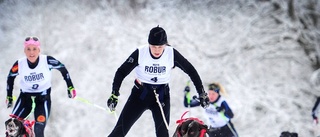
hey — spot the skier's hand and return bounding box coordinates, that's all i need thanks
[199,92,209,108]
[314,117,319,125]
[192,95,198,100]
[67,86,77,99]
[6,96,13,108]
[107,90,119,112]
[184,86,190,92]
[216,106,223,112]
[313,114,318,125]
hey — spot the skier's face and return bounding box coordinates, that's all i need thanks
[149,45,165,58]
[24,45,40,63]
[208,90,219,102]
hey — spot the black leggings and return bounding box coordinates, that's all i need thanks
[207,121,238,137]
[11,89,51,137]
[108,83,170,137]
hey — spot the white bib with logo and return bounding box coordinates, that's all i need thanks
[135,45,174,84]
[18,55,52,93]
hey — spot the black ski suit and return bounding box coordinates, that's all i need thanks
[108,46,205,137]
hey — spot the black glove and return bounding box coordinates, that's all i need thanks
[67,86,77,99]
[192,95,198,100]
[6,96,13,108]
[313,114,318,124]
[216,106,223,112]
[107,90,119,112]
[184,86,190,92]
[314,117,319,125]
[199,92,209,108]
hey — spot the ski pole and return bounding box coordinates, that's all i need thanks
[75,96,106,111]
[153,89,169,130]
[109,108,118,120]
[12,95,17,101]
[75,96,118,119]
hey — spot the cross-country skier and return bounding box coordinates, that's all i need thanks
[107,26,209,137]
[6,36,77,137]
[184,82,238,137]
[312,96,320,124]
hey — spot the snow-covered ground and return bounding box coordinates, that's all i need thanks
[1,0,320,136]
